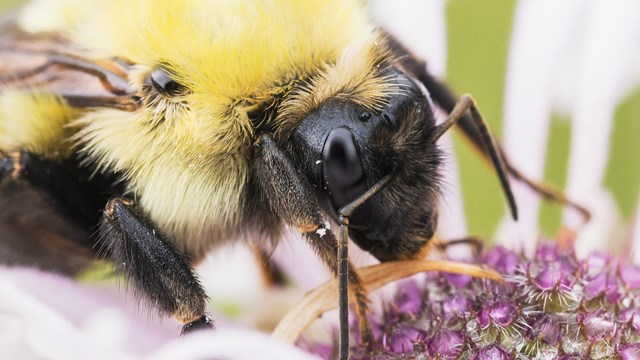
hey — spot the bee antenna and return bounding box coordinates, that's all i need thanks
[335,171,395,359]
[430,94,518,221]
[339,172,395,218]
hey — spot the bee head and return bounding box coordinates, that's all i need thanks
[292,69,443,261]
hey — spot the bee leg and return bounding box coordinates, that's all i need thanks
[386,34,590,222]
[416,64,590,222]
[101,197,212,334]
[435,236,484,257]
[253,134,373,351]
[251,245,287,287]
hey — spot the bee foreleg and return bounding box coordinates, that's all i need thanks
[410,62,590,222]
[0,54,132,96]
[100,197,212,334]
[253,134,372,351]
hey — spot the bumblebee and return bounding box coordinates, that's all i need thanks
[0,0,586,357]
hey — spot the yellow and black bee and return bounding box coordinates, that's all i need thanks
[0,0,586,357]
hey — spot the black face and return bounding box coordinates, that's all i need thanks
[292,69,443,261]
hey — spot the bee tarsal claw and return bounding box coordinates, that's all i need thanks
[181,314,215,335]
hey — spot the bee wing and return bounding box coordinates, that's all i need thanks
[0,17,139,111]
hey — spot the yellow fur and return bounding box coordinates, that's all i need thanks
[9,0,396,256]
[0,92,76,158]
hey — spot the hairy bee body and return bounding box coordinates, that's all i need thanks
[1,0,403,261]
[0,0,525,349]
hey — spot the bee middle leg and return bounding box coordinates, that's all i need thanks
[250,244,287,287]
[100,197,212,334]
[253,134,373,347]
[434,236,484,257]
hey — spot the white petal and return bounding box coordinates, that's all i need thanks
[147,330,321,360]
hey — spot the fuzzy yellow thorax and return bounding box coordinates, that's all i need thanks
[7,0,397,257]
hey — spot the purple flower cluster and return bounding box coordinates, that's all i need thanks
[305,244,640,359]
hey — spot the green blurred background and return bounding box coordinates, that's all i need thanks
[0,0,19,10]
[1,0,638,239]
[445,0,640,238]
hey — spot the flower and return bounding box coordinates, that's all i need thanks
[304,243,640,359]
[0,265,318,360]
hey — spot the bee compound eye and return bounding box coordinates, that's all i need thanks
[149,67,185,96]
